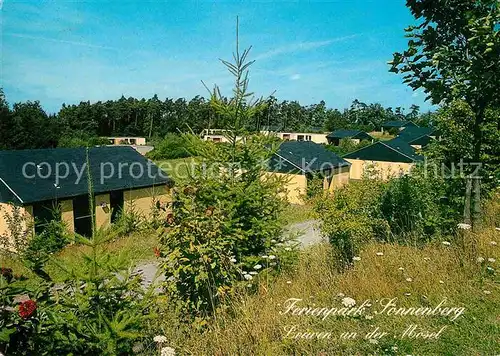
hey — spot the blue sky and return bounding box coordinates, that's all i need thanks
[1,1,435,114]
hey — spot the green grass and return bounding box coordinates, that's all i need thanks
[154,157,200,182]
[370,131,395,141]
[280,203,314,225]
[1,229,157,283]
[161,225,499,355]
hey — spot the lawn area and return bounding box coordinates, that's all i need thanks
[280,203,314,225]
[1,202,310,282]
[154,157,200,182]
[0,229,158,283]
[370,131,395,141]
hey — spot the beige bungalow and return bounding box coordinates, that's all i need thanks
[343,138,424,180]
[0,146,172,250]
[267,141,351,204]
[201,129,244,143]
[263,131,329,144]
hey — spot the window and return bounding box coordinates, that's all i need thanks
[282,134,291,141]
[306,135,312,141]
[130,138,137,145]
[297,135,305,141]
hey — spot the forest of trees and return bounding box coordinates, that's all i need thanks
[0,88,436,150]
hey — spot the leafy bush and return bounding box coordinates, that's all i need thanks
[112,202,145,236]
[147,133,193,160]
[58,134,110,148]
[158,134,292,322]
[325,139,372,156]
[380,172,450,241]
[22,220,70,276]
[1,226,155,355]
[315,179,390,268]
[157,36,295,323]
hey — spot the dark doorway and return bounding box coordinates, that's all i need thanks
[110,190,124,223]
[33,200,60,235]
[73,195,93,237]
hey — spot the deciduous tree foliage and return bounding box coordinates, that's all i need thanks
[390,0,500,163]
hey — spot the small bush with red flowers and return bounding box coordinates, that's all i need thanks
[1,228,158,355]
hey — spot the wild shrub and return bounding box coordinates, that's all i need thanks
[380,174,442,241]
[112,202,145,236]
[315,179,390,269]
[0,204,33,253]
[325,138,372,156]
[22,219,70,278]
[158,24,295,323]
[158,134,291,322]
[147,133,194,160]
[305,172,324,200]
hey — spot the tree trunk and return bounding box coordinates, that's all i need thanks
[471,105,485,225]
[464,177,472,225]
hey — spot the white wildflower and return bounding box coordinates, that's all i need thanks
[404,292,411,296]
[341,297,356,308]
[483,290,491,295]
[262,255,268,259]
[247,283,252,288]
[249,271,258,275]
[488,258,496,263]
[286,280,292,284]
[337,292,345,298]
[457,223,471,230]
[268,255,276,260]
[365,315,373,320]
[398,267,404,271]
[439,280,445,284]
[490,241,497,246]
[486,267,494,272]
[376,252,384,256]
[477,257,485,263]
[271,239,277,243]
[160,346,176,356]
[254,264,262,270]
[244,274,253,281]
[495,227,500,231]
[353,256,361,261]
[270,262,277,266]
[153,335,168,344]
[132,343,144,353]
[406,277,413,282]
[230,258,237,263]
[442,241,451,246]
[368,338,378,344]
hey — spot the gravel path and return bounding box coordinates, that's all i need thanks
[133,219,324,288]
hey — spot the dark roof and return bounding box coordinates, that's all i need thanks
[344,138,424,163]
[268,141,350,174]
[382,120,418,128]
[0,146,171,205]
[408,135,434,146]
[397,126,435,143]
[327,130,372,140]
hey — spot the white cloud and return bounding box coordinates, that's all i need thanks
[289,74,301,81]
[253,34,359,61]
